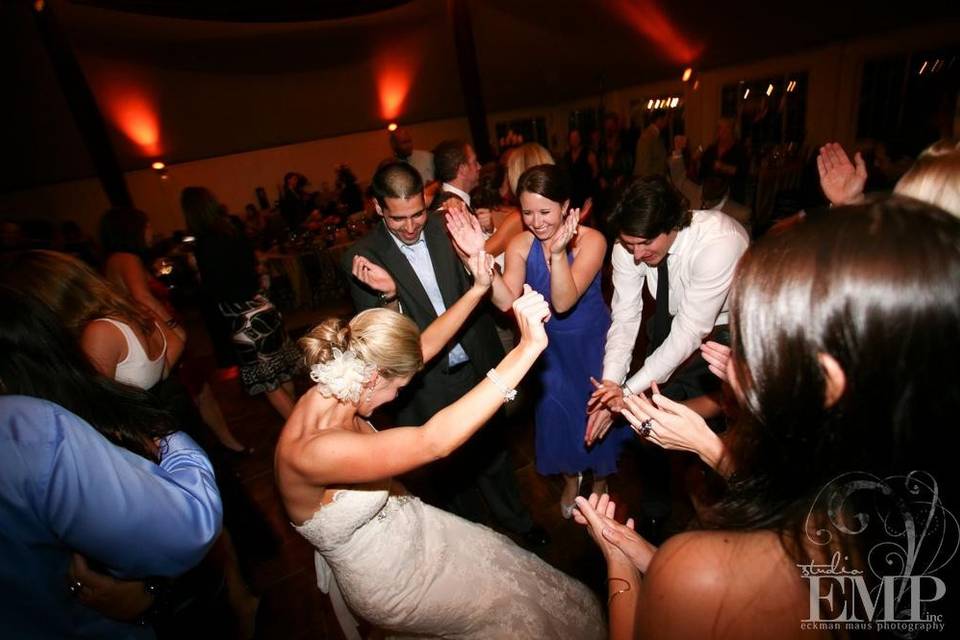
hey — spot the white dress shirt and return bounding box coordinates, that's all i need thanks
[405,149,435,183]
[602,209,749,394]
[441,182,472,207]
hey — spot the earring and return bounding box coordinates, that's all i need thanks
[364,388,374,405]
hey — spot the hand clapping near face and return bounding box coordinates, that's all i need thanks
[444,202,487,258]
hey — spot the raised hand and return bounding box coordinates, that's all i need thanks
[444,202,486,257]
[817,142,867,206]
[548,211,579,256]
[352,255,396,296]
[700,340,731,381]
[572,494,657,573]
[513,284,550,350]
[467,250,495,290]
[621,387,726,472]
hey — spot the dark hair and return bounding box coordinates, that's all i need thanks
[470,163,505,211]
[711,197,959,557]
[0,250,154,338]
[433,140,469,183]
[181,186,235,237]
[99,207,149,256]
[370,161,424,208]
[0,286,175,461]
[609,175,691,238]
[515,164,571,206]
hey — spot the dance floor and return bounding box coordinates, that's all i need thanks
[184,297,693,639]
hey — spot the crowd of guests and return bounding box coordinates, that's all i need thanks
[1,119,958,640]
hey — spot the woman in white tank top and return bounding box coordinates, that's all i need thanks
[88,317,168,390]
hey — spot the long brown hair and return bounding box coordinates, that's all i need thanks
[712,197,960,548]
[0,250,155,338]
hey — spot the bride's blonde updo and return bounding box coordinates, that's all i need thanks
[300,308,423,381]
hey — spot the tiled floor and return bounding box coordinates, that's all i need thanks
[183,297,694,639]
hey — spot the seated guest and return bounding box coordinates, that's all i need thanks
[279,172,312,230]
[0,287,222,639]
[575,197,959,639]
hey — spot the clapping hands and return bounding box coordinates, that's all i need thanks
[572,493,657,573]
[444,201,486,258]
[547,212,579,256]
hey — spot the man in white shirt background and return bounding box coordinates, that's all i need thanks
[429,140,481,212]
[588,175,749,539]
[390,127,435,184]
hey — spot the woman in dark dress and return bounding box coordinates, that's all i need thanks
[181,187,301,418]
[563,129,598,209]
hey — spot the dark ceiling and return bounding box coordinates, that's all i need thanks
[3,0,959,192]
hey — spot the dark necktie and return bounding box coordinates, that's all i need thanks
[650,256,671,351]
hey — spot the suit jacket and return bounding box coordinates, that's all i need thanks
[341,213,505,424]
[633,125,667,177]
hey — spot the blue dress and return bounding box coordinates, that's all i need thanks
[525,238,627,476]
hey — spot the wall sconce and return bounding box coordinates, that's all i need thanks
[151,161,168,180]
[387,122,399,132]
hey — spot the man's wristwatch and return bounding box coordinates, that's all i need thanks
[378,291,398,305]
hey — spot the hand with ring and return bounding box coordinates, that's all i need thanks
[621,383,729,474]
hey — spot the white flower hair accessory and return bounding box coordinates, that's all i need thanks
[309,348,376,403]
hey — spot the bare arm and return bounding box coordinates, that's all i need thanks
[547,223,606,313]
[419,252,494,363]
[290,289,550,485]
[80,321,125,379]
[108,253,186,342]
[483,210,523,257]
[351,253,495,364]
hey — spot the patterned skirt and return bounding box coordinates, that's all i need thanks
[218,293,302,395]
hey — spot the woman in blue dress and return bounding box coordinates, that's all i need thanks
[446,163,627,518]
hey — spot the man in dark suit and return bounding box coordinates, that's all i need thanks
[341,161,546,546]
[429,140,481,212]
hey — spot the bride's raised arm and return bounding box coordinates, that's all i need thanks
[295,287,548,486]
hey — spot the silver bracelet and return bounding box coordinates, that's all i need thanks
[620,383,634,397]
[486,369,517,402]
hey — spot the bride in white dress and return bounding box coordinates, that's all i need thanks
[275,253,604,640]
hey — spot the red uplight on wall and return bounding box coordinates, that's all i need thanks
[106,92,162,156]
[377,64,412,121]
[90,61,163,157]
[606,0,703,65]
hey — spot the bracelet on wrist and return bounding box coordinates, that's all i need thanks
[608,577,633,604]
[378,291,398,305]
[486,369,517,402]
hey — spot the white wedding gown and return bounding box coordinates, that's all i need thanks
[294,483,606,639]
